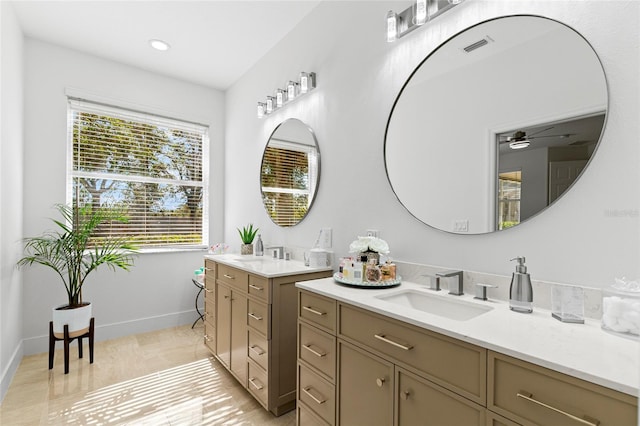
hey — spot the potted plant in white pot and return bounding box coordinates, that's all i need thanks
[237,223,259,255]
[17,204,137,338]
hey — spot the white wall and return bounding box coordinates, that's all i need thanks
[21,39,225,355]
[0,1,24,401]
[225,1,639,288]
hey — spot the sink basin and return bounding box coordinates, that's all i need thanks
[375,290,492,321]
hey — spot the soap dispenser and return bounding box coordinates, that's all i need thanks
[255,234,264,256]
[509,256,533,313]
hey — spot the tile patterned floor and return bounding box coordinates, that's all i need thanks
[0,324,295,425]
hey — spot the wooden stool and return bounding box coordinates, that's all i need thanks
[49,317,95,374]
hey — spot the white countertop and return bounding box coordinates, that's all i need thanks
[296,277,639,396]
[204,253,332,278]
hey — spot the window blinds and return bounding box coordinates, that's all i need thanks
[261,144,311,227]
[68,98,209,249]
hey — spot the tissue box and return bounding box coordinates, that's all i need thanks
[602,279,640,337]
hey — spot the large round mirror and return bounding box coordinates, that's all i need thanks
[261,118,320,227]
[385,15,607,234]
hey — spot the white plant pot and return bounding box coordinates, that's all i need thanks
[52,302,92,338]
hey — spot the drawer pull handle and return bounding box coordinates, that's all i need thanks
[400,390,410,400]
[204,267,214,271]
[374,334,413,351]
[248,313,263,321]
[204,334,212,342]
[249,284,264,291]
[376,378,386,387]
[249,377,264,390]
[516,392,600,426]
[303,306,326,316]
[204,288,213,293]
[223,274,235,280]
[302,344,326,358]
[249,345,265,356]
[303,387,327,405]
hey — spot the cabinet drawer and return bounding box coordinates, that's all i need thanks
[204,259,216,275]
[247,299,269,337]
[248,361,269,407]
[298,322,336,382]
[217,264,248,291]
[248,274,269,302]
[204,298,216,324]
[489,351,637,426]
[248,329,269,371]
[298,363,335,425]
[299,291,336,333]
[397,367,485,426]
[339,303,486,405]
[298,403,330,426]
[486,410,520,426]
[204,323,215,353]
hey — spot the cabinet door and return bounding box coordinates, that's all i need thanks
[396,368,485,426]
[216,283,232,368]
[230,291,248,385]
[338,341,393,426]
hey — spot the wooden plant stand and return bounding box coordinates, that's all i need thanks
[48,317,95,374]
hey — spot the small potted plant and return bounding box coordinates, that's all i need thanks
[237,223,259,255]
[17,204,137,338]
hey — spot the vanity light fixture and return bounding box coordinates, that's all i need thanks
[509,140,531,150]
[256,72,316,118]
[386,0,464,42]
[266,96,276,114]
[257,102,266,118]
[149,39,171,51]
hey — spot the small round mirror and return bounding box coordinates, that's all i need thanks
[260,118,320,227]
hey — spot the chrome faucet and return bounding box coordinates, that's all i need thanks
[267,246,284,259]
[436,270,464,295]
[421,274,441,291]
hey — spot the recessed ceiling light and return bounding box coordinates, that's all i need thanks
[149,39,171,51]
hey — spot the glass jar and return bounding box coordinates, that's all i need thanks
[601,279,640,337]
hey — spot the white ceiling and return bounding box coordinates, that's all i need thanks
[10,0,321,90]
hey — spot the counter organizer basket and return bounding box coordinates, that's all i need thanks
[333,272,401,289]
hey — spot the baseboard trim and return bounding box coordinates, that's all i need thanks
[0,341,24,403]
[22,310,199,356]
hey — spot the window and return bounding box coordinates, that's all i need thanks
[67,98,209,250]
[497,170,521,230]
[260,139,317,227]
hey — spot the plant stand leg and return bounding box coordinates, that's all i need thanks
[78,335,83,359]
[89,318,94,364]
[63,325,70,375]
[48,322,55,370]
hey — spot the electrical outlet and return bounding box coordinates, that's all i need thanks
[366,229,379,238]
[320,228,332,248]
[453,220,469,232]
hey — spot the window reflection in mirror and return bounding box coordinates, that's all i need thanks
[261,119,319,227]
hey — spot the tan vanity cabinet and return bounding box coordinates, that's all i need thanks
[297,290,486,426]
[203,259,216,353]
[297,288,638,426]
[339,303,487,406]
[206,260,331,417]
[488,351,637,426]
[215,281,248,385]
[338,340,394,425]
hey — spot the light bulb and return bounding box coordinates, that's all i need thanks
[266,96,275,114]
[287,81,298,100]
[415,0,427,25]
[276,89,286,107]
[257,102,265,118]
[386,10,398,42]
[300,72,309,94]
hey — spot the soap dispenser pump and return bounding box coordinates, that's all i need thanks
[509,256,533,313]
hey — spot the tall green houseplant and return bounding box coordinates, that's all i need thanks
[17,204,138,308]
